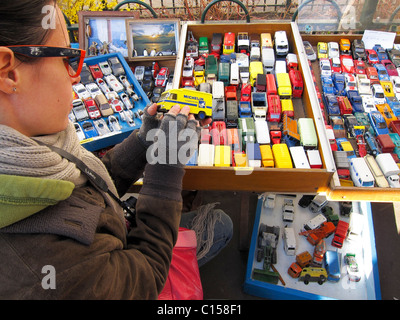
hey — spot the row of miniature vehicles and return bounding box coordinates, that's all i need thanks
[70,56,143,141]
[304,40,400,187]
[183,116,323,168]
[255,194,360,286]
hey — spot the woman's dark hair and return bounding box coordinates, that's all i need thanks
[0,0,57,50]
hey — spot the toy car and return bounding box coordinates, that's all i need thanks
[134,65,145,82]
[323,93,340,116]
[353,59,366,74]
[317,42,328,59]
[104,74,124,92]
[89,64,104,79]
[369,110,389,135]
[73,83,91,100]
[332,72,345,95]
[85,82,102,98]
[388,48,400,68]
[73,122,86,141]
[319,58,332,78]
[352,39,366,60]
[373,44,388,61]
[324,250,341,282]
[155,67,169,87]
[81,120,98,139]
[366,67,380,85]
[72,99,89,122]
[330,57,341,74]
[84,98,101,119]
[375,63,390,81]
[93,118,111,136]
[339,38,351,55]
[98,61,112,76]
[299,267,327,285]
[381,59,398,77]
[79,63,94,85]
[96,78,111,95]
[344,253,361,282]
[303,41,316,61]
[321,76,334,95]
[366,49,379,64]
[340,55,355,73]
[328,42,339,59]
[107,115,122,132]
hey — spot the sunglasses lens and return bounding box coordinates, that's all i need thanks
[68,56,80,74]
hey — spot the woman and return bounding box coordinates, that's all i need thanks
[0,0,232,299]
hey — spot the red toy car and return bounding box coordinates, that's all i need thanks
[366,67,380,85]
[89,64,104,79]
[353,59,366,74]
[340,55,355,73]
[366,49,379,64]
[356,134,367,157]
[381,59,399,77]
[155,67,169,87]
[240,83,252,102]
[211,121,227,145]
[84,98,101,119]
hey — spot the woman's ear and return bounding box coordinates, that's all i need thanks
[0,48,18,94]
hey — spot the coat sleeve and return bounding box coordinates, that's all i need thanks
[101,130,148,196]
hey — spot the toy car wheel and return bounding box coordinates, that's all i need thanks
[198,111,206,120]
[303,275,310,285]
[318,275,326,285]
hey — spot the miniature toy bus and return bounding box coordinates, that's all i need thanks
[158,88,213,119]
[298,118,318,149]
[272,143,293,168]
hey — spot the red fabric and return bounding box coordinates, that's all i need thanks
[158,228,203,300]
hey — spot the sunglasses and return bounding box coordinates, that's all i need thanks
[6,45,86,78]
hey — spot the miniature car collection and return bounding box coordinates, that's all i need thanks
[172,30,324,169]
[310,37,400,188]
[250,193,367,297]
[71,53,146,148]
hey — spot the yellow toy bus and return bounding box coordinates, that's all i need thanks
[158,88,213,119]
[272,143,293,168]
[276,73,292,98]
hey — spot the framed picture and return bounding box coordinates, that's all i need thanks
[78,11,139,58]
[125,19,180,60]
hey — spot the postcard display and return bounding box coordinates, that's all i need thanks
[74,52,150,152]
[243,195,381,299]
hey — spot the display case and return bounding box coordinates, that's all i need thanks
[243,196,381,300]
[75,52,150,152]
[174,21,337,194]
[299,33,400,201]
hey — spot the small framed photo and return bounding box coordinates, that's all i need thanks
[78,11,139,58]
[125,19,180,60]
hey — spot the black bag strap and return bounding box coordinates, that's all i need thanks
[33,140,136,219]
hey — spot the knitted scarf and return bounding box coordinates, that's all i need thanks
[0,122,121,216]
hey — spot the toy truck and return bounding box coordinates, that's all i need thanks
[205,54,218,82]
[212,81,225,121]
[290,146,310,169]
[226,100,238,128]
[299,221,336,245]
[237,32,250,54]
[309,194,328,213]
[331,220,349,248]
[260,144,274,167]
[251,92,267,120]
[158,88,212,119]
[262,47,275,73]
[282,198,295,222]
[282,114,300,146]
[246,142,262,167]
[375,153,400,187]
[267,94,282,122]
[283,227,296,255]
[364,154,389,187]
[238,101,252,118]
[298,118,318,149]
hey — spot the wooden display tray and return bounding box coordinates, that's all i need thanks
[301,33,400,201]
[174,21,336,195]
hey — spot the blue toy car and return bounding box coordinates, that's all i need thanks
[332,73,345,96]
[321,76,335,95]
[324,250,341,282]
[373,44,389,61]
[386,96,400,117]
[375,63,390,81]
[323,93,340,116]
[81,120,99,139]
[364,131,379,156]
[347,91,363,113]
[368,111,389,135]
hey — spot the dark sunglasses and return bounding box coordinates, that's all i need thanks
[6,45,86,78]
